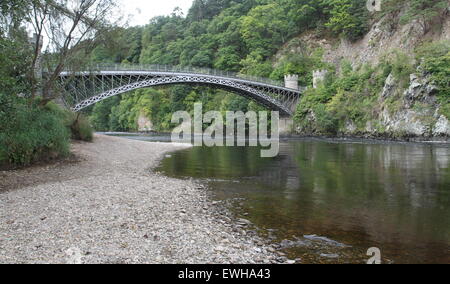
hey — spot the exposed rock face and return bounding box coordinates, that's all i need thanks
[377,73,447,137]
[345,120,357,134]
[298,71,449,138]
[137,112,153,132]
[380,108,432,137]
[275,5,450,69]
[434,115,450,136]
[381,73,396,99]
[279,5,450,139]
[403,74,438,108]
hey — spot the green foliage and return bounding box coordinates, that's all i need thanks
[67,113,94,142]
[381,50,415,87]
[0,34,31,95]
[416,40,450,118]
[90,96,122,131]
[294,83,337,134]
[271,48,329,86]
[293,43,449,136]
[187,0,236,22]
[239,50,273,77]
[44,102,94,142]
[313,104,339,134]
[88,0,374,133]
[294,59,391,135]
[322,0,369,41]
[0,95,70,168]
[240,3,293,57]
[416,41,450,98]
[399,0,448,25]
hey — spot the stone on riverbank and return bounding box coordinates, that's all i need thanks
[0,135,278,264]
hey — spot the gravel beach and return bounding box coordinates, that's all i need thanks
[0,134,279,264]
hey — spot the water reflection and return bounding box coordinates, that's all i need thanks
[157,139,450,263]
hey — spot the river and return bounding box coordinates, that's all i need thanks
[110,133,450,264]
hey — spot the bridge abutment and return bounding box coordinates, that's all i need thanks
[279,117,294,135]
[281,74,300,134]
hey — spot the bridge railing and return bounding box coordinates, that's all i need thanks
[61,64,288,88]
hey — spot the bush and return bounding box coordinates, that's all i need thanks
[417,41,450,96]
[0,96,94,168]
[415,41,450,118]
[67,113,94,142]
[313,104,339,134]
[45,101,94,142]
[294,59,391,135]
[381,50,415,87]
[294,84,338,134]
[0,94,70,168]
[324,0,369,42]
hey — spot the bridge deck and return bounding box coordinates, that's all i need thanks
[57,65,303,117]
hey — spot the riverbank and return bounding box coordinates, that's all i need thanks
[0,135,279,264]
[99,131,450,145]
[282,134,450,146]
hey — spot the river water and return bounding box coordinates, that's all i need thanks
[113,134,450,264]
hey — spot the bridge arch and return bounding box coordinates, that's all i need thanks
[59,67,302,117]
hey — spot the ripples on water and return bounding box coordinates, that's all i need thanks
[112,134,450,263]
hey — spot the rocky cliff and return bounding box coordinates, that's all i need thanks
[278,3,450,139]
[369,73,448,137]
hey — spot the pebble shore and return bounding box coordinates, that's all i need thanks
[0,135,280,264]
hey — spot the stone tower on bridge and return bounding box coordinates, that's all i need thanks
[280,74,300,134]
[284,74,299,91]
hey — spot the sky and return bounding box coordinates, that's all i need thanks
[118,0,194,26]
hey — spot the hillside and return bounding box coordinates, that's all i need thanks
[275,1,450,138]
[86,0,450,138]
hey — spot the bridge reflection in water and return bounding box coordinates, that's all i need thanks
[157,139,450,264]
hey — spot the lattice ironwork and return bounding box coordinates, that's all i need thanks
[57,66,303,117]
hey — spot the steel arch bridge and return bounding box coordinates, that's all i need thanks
[58,65,302,117]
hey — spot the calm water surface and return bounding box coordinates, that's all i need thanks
[121,134,450,263]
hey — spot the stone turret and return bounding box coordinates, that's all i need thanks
[313,70,328,89]
[366,0,382,12]
[284,74,299,90]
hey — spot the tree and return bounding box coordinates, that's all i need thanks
[27,0,119,104]
[240,3,293,57]
[0,1,32,95]
[0,0,30,36]
[187,0,235,22]
[400,0,449,32]
[214,46,242,71]
[322,0,369,41]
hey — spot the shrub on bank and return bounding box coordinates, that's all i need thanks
[416,40,450,119]
[0,95,95,169]
[66,112,94,142]
[0,94,70,168]
[44,101,94,142]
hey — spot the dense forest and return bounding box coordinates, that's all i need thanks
[86,0,449,134]
[88,0,372,131]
